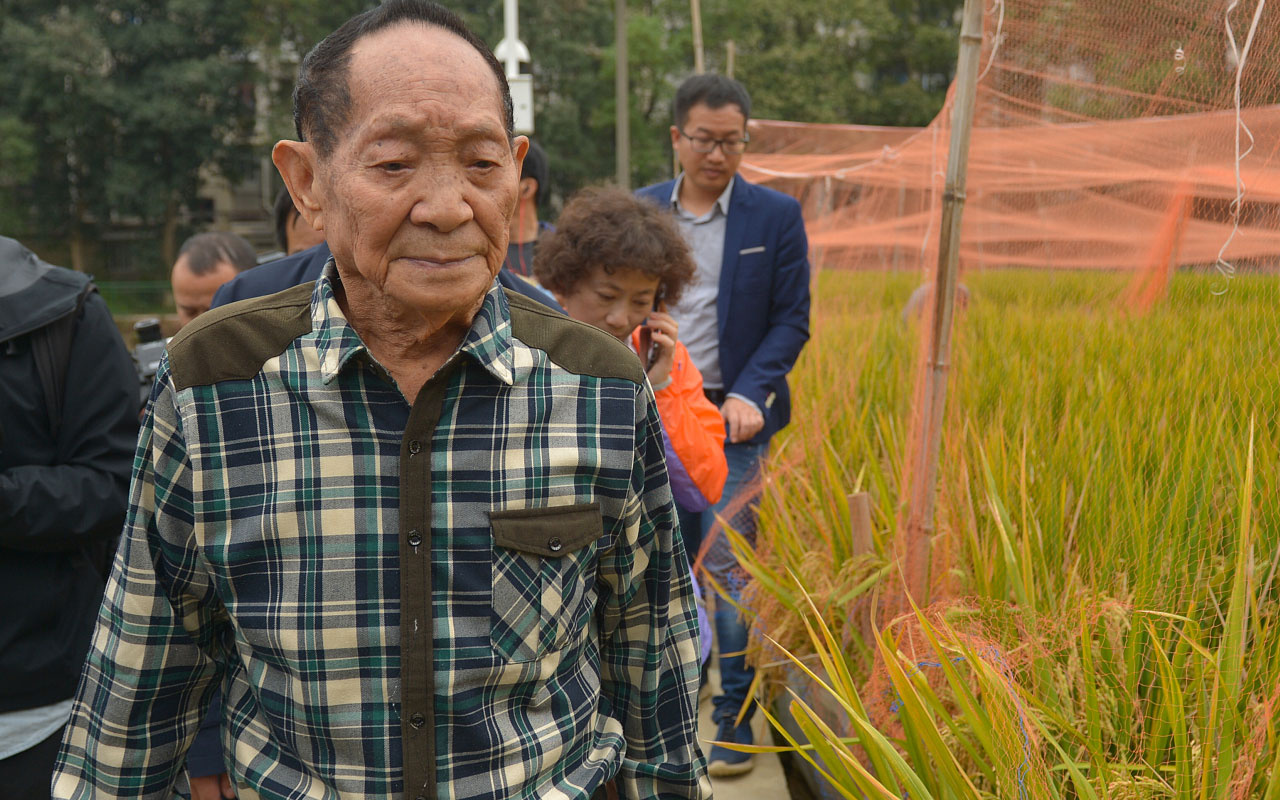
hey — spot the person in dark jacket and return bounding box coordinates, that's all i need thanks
[0,236,137,800]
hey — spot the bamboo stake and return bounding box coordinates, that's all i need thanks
[902,0,984,606]
[690,0,705,74]
[615,0,630,189]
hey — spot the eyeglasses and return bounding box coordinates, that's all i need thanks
[678,130,750,155]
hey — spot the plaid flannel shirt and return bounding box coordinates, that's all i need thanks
[52,266,710,800]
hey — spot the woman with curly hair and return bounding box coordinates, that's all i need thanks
[535,186,727,553]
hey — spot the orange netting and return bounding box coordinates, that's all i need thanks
[740,1,1280,276]
[702,2,1280,797]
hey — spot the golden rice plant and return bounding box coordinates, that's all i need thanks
[723,269,1280,798]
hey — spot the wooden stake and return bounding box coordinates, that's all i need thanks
[849,492,873,555]
[690,0,705,74]
[849,492,877,645]
[902,0,984,607]
[615,0,630,189]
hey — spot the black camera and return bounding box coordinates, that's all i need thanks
[132,318,168,407]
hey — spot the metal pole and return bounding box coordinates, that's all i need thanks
[615,0,630,189]
[502,0,521,75]
[902,0,984,606]
[725,39,735,78]
[690,0,705,73]
[495,0,534,133]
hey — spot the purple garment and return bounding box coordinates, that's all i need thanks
[661,426,712,513]
[659,427,713,665]
[690,572,713,666]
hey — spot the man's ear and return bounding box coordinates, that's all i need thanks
[519,177,537,201]
[670,125,681,149]
[273,140,325,232]
[511,135,530,173]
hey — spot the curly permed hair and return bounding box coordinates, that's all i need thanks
[534,186,696,305]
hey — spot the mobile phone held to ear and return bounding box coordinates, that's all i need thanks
[641,286,666,370]
[637,325,652,368]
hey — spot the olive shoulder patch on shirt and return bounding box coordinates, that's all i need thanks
[167,283,314,391]
[506,291,646,385]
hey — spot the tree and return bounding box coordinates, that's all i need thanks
[0,0,967,272]
[0,1,261,273]
[452,0,963,211]
[242,0,370,144]
[452,0,695,208]
[702,0,962,127]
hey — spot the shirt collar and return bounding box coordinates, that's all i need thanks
[311,258,515,388]
[670,173,736,219]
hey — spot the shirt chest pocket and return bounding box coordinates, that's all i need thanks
[489,502,601,663]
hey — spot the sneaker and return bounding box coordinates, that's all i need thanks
[706,717,754,777]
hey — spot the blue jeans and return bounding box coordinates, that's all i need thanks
[679,440,767,725]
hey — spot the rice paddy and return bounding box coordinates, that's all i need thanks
[731,269,1280,799]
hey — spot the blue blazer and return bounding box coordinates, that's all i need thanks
[636,177,811,444]
[211,242,563,313]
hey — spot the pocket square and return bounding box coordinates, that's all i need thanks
[739,245,766,255]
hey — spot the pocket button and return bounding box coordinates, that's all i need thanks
[548,536,563,553]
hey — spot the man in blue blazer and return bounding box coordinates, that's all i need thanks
[637,74,810,776]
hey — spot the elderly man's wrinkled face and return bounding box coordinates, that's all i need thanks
[308,24,525,322]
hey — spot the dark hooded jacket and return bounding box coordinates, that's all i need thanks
[0,236,137,712]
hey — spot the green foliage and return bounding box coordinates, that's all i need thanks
[704,0,961,127]
[451,0,695,204]
[241,0,371,143]
[0,1,261,267]
[452,0,962,209]
[0,113,37,231]
[0,0,965,268]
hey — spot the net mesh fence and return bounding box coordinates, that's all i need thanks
[698,1,1280,796]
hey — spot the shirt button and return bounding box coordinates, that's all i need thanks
[408,440,421,455]
[548,537,563,552]
[410,712,426,728]
[407,530,422,547]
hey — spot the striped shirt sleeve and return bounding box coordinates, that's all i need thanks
[53,361,228,799]
[596,385,711,800]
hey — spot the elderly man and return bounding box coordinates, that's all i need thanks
[51,3,709,800]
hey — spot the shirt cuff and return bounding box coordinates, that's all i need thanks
[725,392,761,415]
[651,375,674,393]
